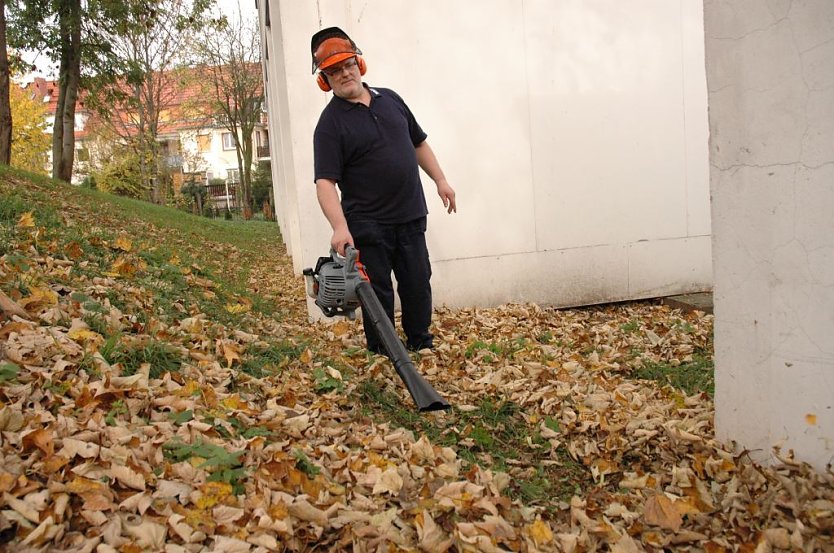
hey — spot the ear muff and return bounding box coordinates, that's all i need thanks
[316,56,367,92]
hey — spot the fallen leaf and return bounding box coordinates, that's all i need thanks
[643,493,683,532]
[17,211,35,228]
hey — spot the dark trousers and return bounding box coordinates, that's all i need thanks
[348,217,434,353]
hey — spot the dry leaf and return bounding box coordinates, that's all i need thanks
[17,211,35,228]
[643,493,683,532]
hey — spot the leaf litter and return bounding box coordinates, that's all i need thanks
[0,171,832,552]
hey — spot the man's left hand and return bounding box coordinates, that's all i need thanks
[436,180,457,214]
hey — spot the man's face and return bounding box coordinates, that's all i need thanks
[321,57,363,100]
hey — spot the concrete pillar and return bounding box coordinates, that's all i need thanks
[705,0,834,470]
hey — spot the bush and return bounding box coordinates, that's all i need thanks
[93,152,145,198]
[252,161,272,208]
[80,175,97,189]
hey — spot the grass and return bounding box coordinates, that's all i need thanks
[241,341,304,378]
[356,381,590,510]
[99,334,184,379]
[0,164,281,321]
[631,354,715,397]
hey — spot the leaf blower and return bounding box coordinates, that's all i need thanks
[303,246,451,412]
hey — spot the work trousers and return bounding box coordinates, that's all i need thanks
[348,216,434,353]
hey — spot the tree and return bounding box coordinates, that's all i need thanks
[190,12,263,218]
[9,83,50,172]
[7,0,97,181]
[0,0,12,164]
[85,0,211,203]
[6,0,157,183]
[8,0,84,181]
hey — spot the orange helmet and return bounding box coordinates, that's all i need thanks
[311,27,362,74]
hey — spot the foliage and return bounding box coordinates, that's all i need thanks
[92,148,145,198]
[82,0,213,203]
[163,438,246,493]
[9,83,50,173]
[252,160,272,208]
[5,0,130,180]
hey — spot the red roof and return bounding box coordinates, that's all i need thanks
[22,65,264,142]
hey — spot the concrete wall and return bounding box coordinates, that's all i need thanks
[258,1,711,312]
[705,0,834,471]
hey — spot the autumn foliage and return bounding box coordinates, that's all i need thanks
[0,167,832,551]
[9,84,50,174]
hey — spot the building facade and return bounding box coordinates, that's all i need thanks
[257,1,712,315]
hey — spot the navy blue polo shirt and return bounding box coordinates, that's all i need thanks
[314,85,429,224]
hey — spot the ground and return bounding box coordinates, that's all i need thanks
[0,166,832,552]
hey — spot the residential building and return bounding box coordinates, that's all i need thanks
[22,71,269,208]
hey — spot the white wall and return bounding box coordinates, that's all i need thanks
[705,0,834,471]
[259,1,711,311]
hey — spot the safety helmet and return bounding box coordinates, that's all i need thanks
[311,27,363,74]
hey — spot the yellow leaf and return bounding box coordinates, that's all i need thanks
[66,476,107,496]
[225,303,250,314]
[527,519,554,546]
[169,253,181,265]
[222,394,248,411]
[331,320,350,336]
[195,481,233,510]
[114,236,133,252]
[806,413,817,425]
[18,287,58,310]
[107,256,140,277]
[68,328,101,343]
[17,212,35,228]
[299,349,313,365]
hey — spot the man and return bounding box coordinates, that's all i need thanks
[311,27,456,354]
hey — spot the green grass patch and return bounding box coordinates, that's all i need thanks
[162,438,247,494]
[241,341,304,378]
[620,319,640,333]
[631,354,714,397]
[100,335,184,379]
[0,362,20,383]
[464,337,529,361]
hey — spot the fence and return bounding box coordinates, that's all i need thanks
[205,182,238,210]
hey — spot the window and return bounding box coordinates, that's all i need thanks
[222,132,236,150]
[197,134,211,152]
[227,169,240,184]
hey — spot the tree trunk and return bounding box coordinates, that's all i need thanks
[52,0,82,182]
[237,133,254,217]
[0,0,13,165]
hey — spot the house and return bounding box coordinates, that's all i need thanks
[24,70,269,208]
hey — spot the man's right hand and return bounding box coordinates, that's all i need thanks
[331,226,354,256]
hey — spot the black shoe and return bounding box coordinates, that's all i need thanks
[407,341,434,352]
[367,344,386,356]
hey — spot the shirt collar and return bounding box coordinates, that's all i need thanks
[334,84,383,110]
